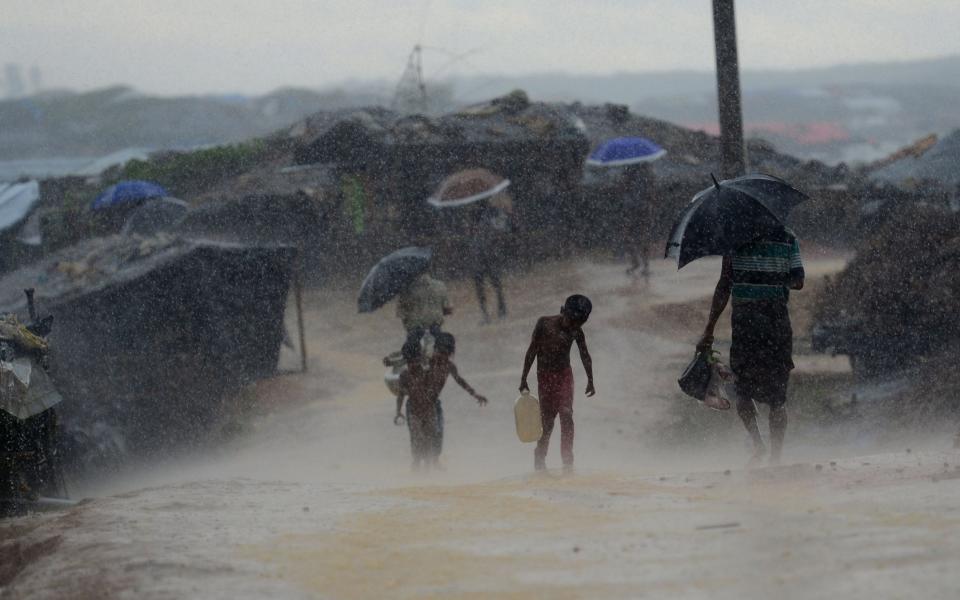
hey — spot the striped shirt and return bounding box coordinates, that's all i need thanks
[731,229,804,304]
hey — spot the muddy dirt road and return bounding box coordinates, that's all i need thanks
[3,251,960,599]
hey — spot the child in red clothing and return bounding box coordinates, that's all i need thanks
[394,342,437,471]
[519,295,595,471]
[395,336,487,471]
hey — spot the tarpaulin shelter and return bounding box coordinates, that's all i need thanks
[868,130,960,190]
[0,234,296,462]
[121,197,189,236]
[0,181,40,234]
[289,91,590,264]
[0,181,42,273]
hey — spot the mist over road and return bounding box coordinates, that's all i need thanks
[3,254,959,599]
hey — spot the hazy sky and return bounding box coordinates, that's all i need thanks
[3,0,958,95]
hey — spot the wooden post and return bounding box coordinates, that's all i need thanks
[713,0,747,178]
[294,248,308,373]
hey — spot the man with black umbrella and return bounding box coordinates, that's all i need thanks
[697,225,804,466]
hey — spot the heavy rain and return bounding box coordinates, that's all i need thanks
[2,1,960,598]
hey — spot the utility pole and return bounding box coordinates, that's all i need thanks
[712,0,747,178]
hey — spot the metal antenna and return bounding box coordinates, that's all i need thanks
[392,45,429,114]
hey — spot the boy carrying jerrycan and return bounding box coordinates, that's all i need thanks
[518,295,595,472]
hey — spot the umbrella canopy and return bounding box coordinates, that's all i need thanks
[91,180,168,211]
[427,169,510,208]
[0,357,62,420]
[358,246,432,313]
[586,137,666,167]
[121,197,189,236]
[665,173,808,269]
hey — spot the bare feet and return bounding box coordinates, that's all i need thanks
[746,446,767,468]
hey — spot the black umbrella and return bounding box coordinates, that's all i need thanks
[665,173,808,269]
[358,246,432,313]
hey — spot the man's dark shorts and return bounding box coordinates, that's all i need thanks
[730,302,793,409]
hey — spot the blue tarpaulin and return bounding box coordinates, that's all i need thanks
[91,180,168,211]
[586,137,666,167]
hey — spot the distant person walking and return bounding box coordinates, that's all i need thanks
[619,163,658,278]
[396,272,452,346]
[519,295,595,471]
[698,226,804,465]
[468,204,509,324]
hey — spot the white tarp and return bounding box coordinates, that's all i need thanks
[0,356,63,420]
[0,180,40,232]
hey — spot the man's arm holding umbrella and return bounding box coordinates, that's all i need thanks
[788,235,805,290]
[394,373,408,425]
[698,256,733,352]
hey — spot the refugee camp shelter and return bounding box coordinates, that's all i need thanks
[869,130,960,196]
[0,181,41,272]
[0,234,296,464]
[289,91,591,261]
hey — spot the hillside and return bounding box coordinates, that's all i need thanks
[0,86,380,160]
[2,55,958,166]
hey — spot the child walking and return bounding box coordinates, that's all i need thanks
[519,295,595,471]
[395,334,487,470]
[394,342,436,471]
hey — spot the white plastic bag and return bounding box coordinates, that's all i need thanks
[702,360,736,411]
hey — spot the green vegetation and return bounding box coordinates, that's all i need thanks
[39,185,119,251]
[27,140,271,258]
[118,140,268,196]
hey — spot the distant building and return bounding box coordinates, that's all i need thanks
[4,63,24,98]
[29,65,42,94]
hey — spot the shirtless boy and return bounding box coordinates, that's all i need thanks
[394,341,436,471]
[519,295,595,471]
[424,333,488,465]
[395,335,487,470]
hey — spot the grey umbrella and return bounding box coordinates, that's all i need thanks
[357,247,432,313]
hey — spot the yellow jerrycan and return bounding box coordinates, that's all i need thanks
[514,391,543,443]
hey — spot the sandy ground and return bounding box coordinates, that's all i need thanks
[3,250,960,599]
